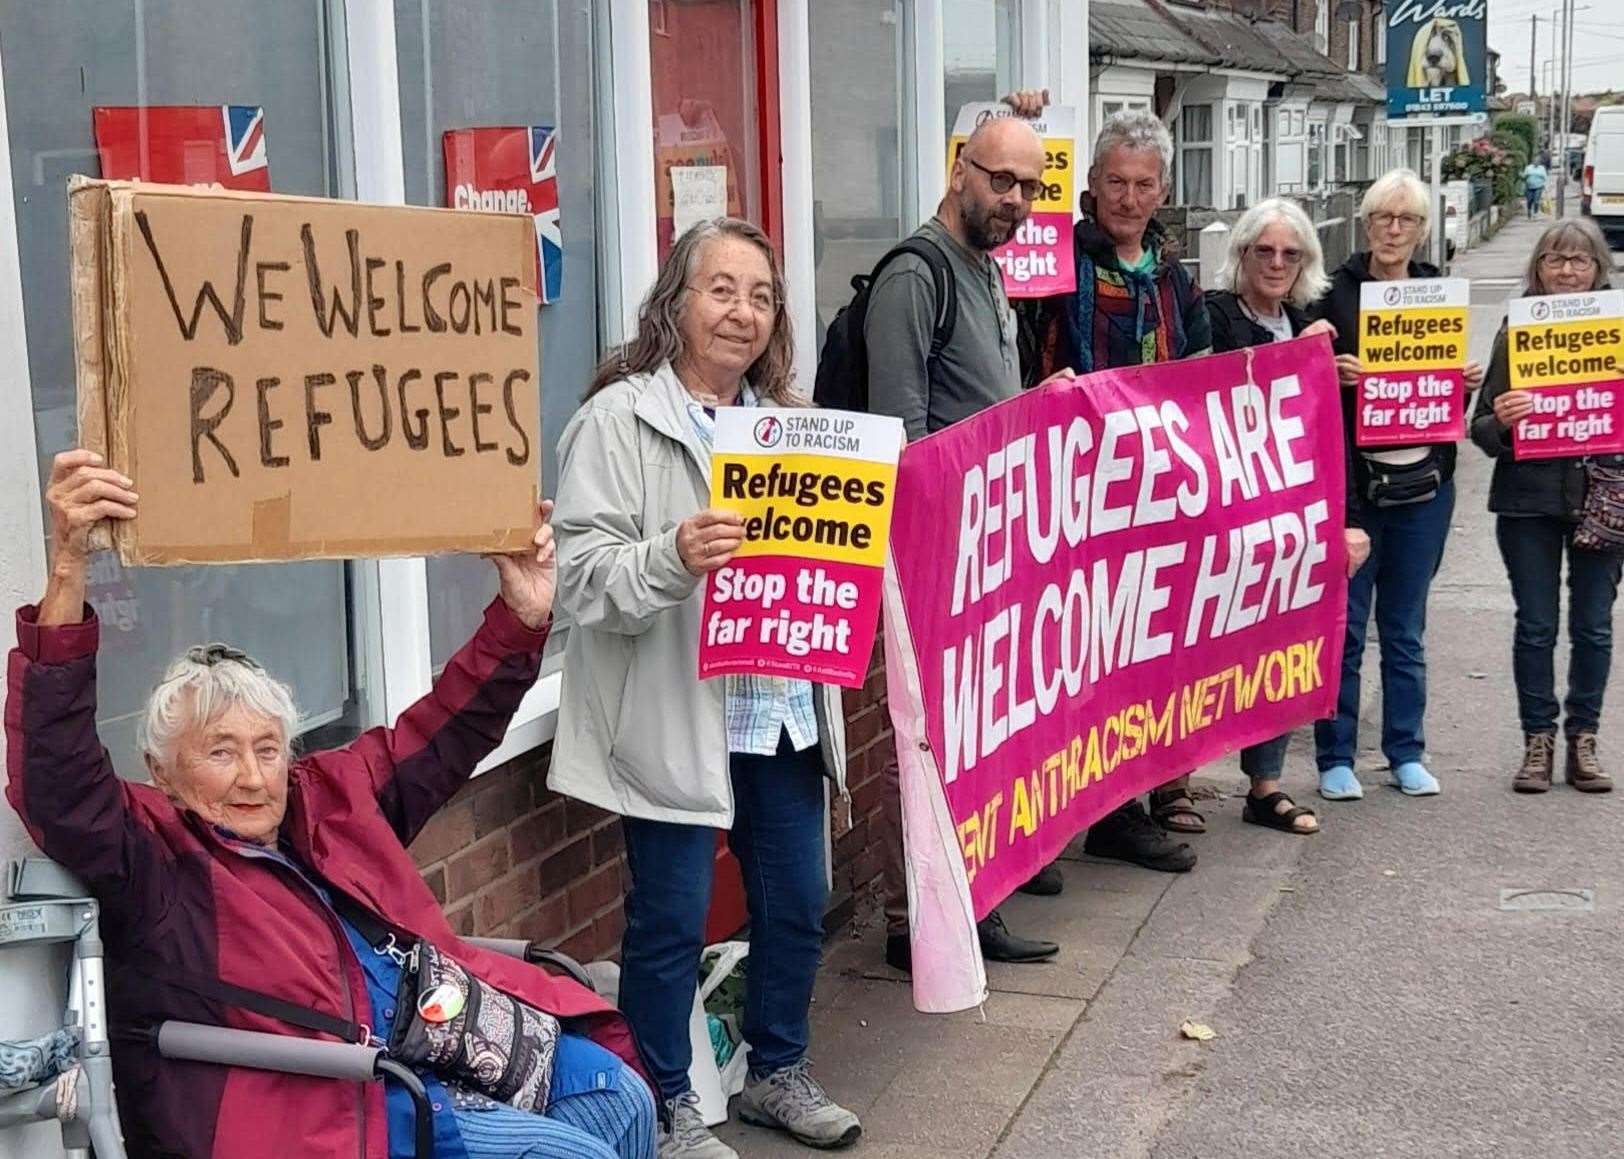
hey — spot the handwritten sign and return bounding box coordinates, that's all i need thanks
[1356,278,1469,446]
[699,408,903,687]
[948,104,1077,298]
[69,178,541,565]
[1507,290,1624,459]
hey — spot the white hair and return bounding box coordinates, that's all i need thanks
[1360,168,1431,225]
[1089,109,1174,187]
[139,646,298,767]
[1216,198,1331,308]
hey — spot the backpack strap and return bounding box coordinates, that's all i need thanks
[883,236,958,363]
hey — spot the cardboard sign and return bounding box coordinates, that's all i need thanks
[699,408,903,687]
[948,103,1077,298]
[884,338,1346,1012]
[443,126,564,304]
[1355,278,1469,446]
[68,179,541,565]
[1507,290,1624,459]
[94,105,271,190]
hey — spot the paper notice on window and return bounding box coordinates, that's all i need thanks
[671,165,729,239]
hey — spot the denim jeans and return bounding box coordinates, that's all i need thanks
[1240,734,1291,782]
[1495,514,1623,735]
[618,732,829,1102]
[1525,185,1542,215]
[1316,479,1455,770]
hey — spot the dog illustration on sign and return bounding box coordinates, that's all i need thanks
[1407,17,1470,88]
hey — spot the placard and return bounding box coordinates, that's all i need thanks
[948,103,1077,298]
[1355,278,1469,446]
[885,337,1346,1012]
[699,408,903,688]
[93,105,270,190]
[1507,290,1624,459]
[443,126,564,304]
[69,179,541,565]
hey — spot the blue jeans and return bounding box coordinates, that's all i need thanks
[1495,515,1623,735]
[1526,185,1543,214]
[618,733,829,1102]
[1316,479,1455,770]
[452,1069,656,1159]
[1241,734,1291,783]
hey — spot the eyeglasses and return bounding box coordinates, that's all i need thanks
[1368,211,1424,233]
[184,642,262,670]
[686,282,779,316]
[1248,245,1303,267]
[1538,252,1599,272]
[966,158,1044,201]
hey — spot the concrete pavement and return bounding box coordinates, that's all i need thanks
[719,209,1623,1159]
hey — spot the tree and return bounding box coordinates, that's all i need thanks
[1494,114,1538,163]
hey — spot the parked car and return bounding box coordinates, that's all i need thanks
[1582,106,1624,250]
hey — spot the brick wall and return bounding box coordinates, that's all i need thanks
[411,647,898,960]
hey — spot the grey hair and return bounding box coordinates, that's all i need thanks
[1524,218,1616,295]
[586,216,796,402]
[139,647,297,768]
[1089,109,1173,187]
[1216,198,1331,308]
[1360,168,1431,225]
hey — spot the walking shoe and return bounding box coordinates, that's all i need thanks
[1082,801,1197,872]
[977,908,1059,963]
[1566,732,1614,793]
[1513,732,1556,793]
[1317,765,1364,800]
[884,932,911,973]
[1390,762,1440,796]
[1017,861,1064,896]
[736,1060,861,1150]
[660,1090,738,1159]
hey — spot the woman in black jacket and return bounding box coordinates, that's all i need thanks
[1308,170,1484,802]
[1184,198,1369,836]
[1470,217,1620,794]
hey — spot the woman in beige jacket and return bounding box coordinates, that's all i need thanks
[549,218,855,1159]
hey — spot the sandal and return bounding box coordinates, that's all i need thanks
[1243,791,1319,835]
[1149,789,1207,834]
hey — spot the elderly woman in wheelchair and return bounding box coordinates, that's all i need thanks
[3,450,655,1159]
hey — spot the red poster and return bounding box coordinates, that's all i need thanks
[443,127,563,305]
[93,105,270,189]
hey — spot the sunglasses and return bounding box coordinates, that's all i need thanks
[966,158,1043,201]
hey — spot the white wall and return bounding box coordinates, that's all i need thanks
[0,53,69,1159]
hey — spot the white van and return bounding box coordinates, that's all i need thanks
[1583,105,1624,249]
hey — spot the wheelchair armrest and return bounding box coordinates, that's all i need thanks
[156,1022,380,1082]
[461,938,595,992]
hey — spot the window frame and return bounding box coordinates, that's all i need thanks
[1178,102,1215,207]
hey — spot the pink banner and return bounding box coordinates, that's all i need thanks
[1511,381,1624,459]
[884,337,1348,1011]
[1354,369,1467,445]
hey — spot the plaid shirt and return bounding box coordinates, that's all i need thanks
[685,384,820,757]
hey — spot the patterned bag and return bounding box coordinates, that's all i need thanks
[1574,461,1624,554]
[388,940,560,1112]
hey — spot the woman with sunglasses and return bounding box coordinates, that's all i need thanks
[1308,169,1484,803]
[7,453,655,1159]
[1470,217,1620,794]
[1204,198,1371,833]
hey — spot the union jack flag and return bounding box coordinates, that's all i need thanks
[442,125,563,306]
[93,104,271,191]
[529,127,563,305]
[222,105,267,178]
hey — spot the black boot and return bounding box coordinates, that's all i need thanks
[1017,861,1064,896]
[977,908,1059,963]
[884,933,911,973]
[1083,800,1197,872]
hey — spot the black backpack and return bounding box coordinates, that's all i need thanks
[813,237,957,412]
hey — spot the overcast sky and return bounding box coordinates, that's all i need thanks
[1488,0,1624,96]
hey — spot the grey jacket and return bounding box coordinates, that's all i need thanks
[547,362,848,827]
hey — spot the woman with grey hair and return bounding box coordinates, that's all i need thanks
[1470,217,1620,793]
[1309,169,1484,802]
[8,452,656,1158]
[1198,198,1371,834]
[548,218,859,1158]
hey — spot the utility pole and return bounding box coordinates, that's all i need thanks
[1557,0,1576,215]
[1529,13,1538,108]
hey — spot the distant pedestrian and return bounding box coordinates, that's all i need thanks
[1205,198,1371,833]
[1309,169,1485,801]
[1469,217,1620,795]
[1522,160,1548,217]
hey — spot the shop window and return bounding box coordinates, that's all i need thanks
[393,1,599,669]
[1179,104,1214,207]
[0,0,365,771]
[810,1,905,346]
[943,0,1021,142]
